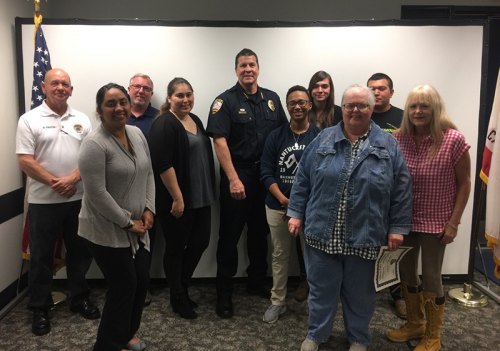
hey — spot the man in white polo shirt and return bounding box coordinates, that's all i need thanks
[16,68,100,336]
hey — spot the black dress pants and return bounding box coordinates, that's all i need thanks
[216,166,269,295]
[28,201,92,309]
[85,239,150,351]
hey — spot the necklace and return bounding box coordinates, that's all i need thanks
[291,127,304,148]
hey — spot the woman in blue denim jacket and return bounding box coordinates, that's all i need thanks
[287,85,412,351]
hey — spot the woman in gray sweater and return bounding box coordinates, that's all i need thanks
[78,83,155,351]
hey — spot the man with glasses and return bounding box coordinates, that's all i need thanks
[207,48,287,319]
[367,72,406,319]
[16,68,100,336]
[127,73,159,137]
[127,73,159,307]
[260,85,319,324]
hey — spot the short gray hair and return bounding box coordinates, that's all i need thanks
[129,73,154,90]
[341,84,375,107]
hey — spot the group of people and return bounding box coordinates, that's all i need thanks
[15,47,471,351]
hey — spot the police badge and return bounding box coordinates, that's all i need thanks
[268,100,276,112]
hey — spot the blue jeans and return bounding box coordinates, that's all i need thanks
[305,245,375,345]
[28,201,92,309]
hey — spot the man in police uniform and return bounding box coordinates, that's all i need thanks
[207,48,288,319]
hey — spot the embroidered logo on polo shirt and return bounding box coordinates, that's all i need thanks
[211,98,223,114]
[73,124,84,134]
[238,109,247,115]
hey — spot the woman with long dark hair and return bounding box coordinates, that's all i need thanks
[79,83,154,351]
[148,77,216,319]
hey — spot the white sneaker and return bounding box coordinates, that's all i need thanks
[349,342,367,351]
[301,338,319,351]
[262,304,286,323]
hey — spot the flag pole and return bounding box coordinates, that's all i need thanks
[33,0,43,40]
[448,183,489,307]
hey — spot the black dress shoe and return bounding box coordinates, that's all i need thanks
[70,297,101,320]
[184,291,198,309]
[215,295,233,319]
[171,294,198,319]
[144,290,152,307]
[32,309,50,336]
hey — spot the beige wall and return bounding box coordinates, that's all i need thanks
[2,0,498,304]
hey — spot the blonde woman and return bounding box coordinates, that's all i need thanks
[387,85,471,351]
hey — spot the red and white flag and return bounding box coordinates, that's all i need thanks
[480,69,500,279]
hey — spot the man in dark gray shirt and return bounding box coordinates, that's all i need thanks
[367,72,406,320]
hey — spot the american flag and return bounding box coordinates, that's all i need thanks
[30,25,52,109]
[22,25,53,261]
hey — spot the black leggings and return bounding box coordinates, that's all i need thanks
[159,206,211,295]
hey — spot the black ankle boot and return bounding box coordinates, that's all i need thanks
[184,291,198,309]
[171,293,197,319]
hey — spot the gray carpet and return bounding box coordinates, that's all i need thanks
[0,279,499,351]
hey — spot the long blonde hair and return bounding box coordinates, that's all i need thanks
[399,85,457,157]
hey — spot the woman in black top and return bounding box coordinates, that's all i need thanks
[148,77,216,319]
[307,70,342,129]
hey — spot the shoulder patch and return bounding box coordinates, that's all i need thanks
[211,98,224,115]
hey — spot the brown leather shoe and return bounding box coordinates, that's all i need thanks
[294,278,309,302]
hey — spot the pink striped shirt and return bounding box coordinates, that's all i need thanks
[396,129,470,234]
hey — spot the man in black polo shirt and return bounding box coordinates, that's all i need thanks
[207,48,288,319]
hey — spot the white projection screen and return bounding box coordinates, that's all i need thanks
[19,21,483,278]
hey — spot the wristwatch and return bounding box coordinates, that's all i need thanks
[123,219,134,230]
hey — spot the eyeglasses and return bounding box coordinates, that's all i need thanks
[286,100,310,108]
[130,84,153,93]
[342,103,370,112]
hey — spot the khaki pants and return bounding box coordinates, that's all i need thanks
[266,206,305,305]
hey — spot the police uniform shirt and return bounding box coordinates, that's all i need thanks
[207,83,288,165]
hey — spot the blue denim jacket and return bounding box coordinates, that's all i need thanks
[287,121,412,247]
